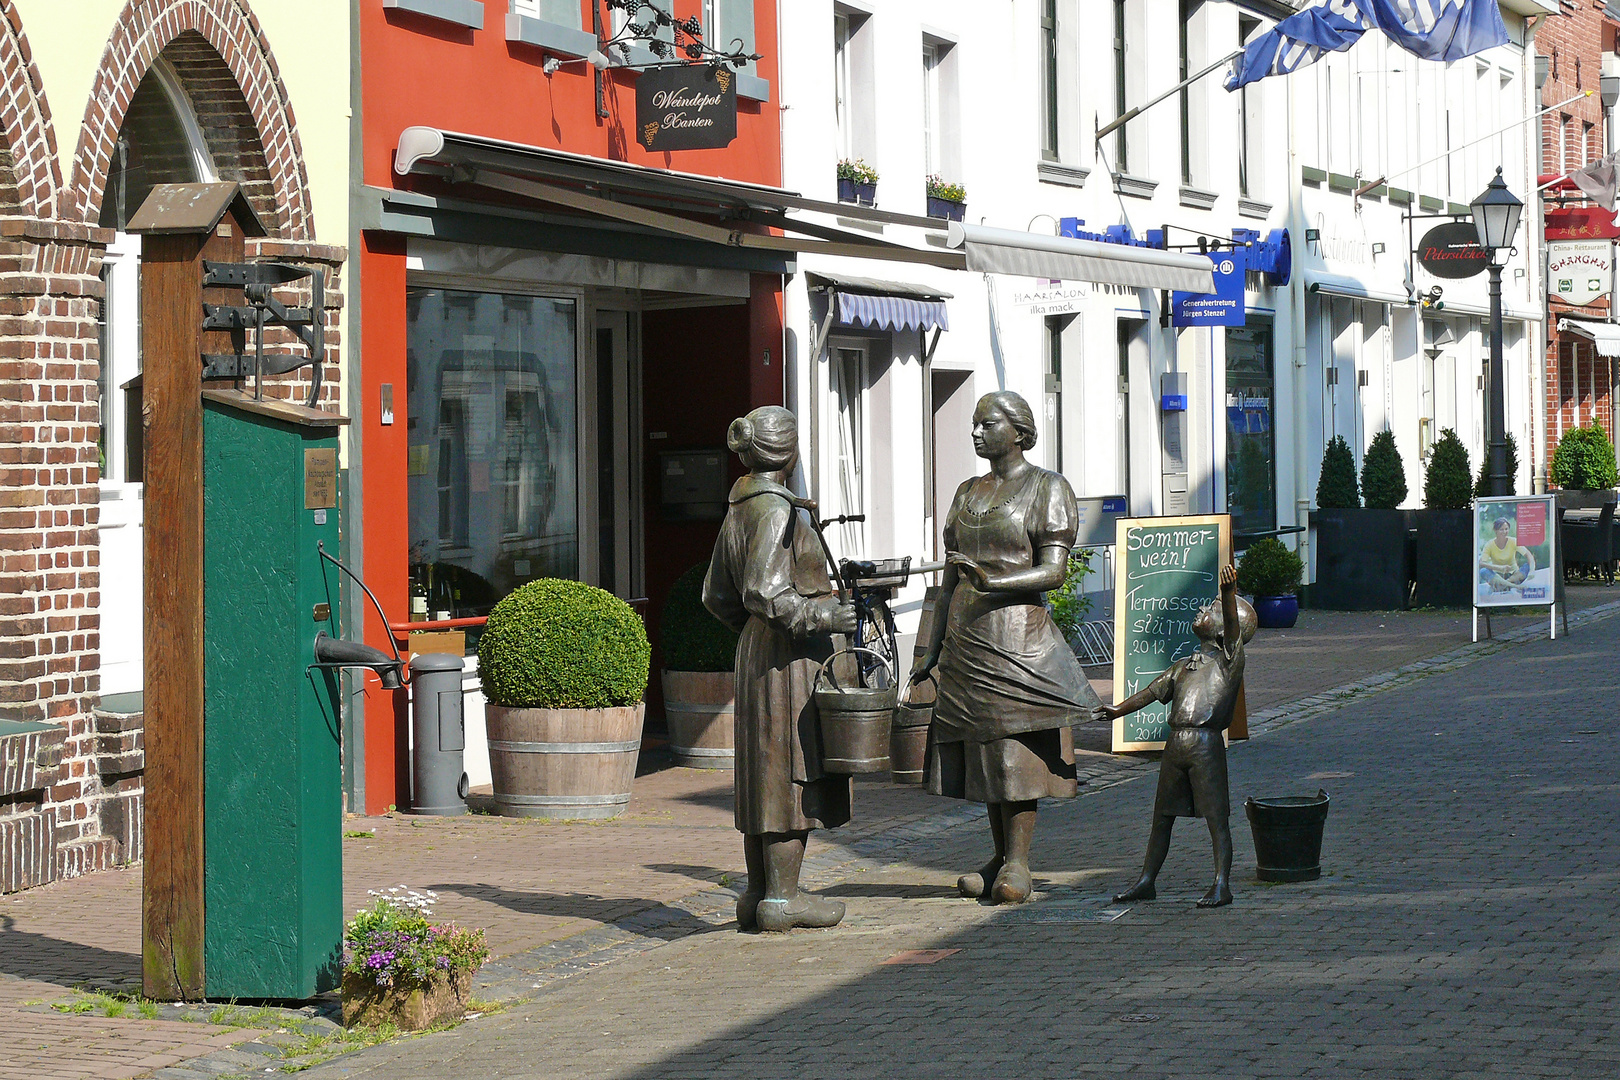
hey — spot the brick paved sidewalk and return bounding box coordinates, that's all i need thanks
[2,583,1615,1079]
[304,587,1620,1080]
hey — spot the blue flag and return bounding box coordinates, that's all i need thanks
[1225,0,1509,91]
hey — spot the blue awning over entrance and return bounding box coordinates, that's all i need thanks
[808,272,951,333]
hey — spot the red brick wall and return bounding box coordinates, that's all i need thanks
[1538,8,1619,473]
[0,0,339,890]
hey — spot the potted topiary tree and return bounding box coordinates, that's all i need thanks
[659,560,740,769]
[1236,537,1304,629]
[1550,424,1618,581]
[479,579,650,820]
[1411,428,1474,608]
[1473,433,1521,497]
[837,158,878,206]
[1313,431,1412,611]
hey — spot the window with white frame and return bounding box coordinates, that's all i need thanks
[1238,16,1261,197]
[834,7,874,165]
[705,0,755,72]
[828,344,867,555]
[924,40,943,174]
[1113,0,1129,172]
[1042,0,1059,160]
[922,35,960,184]
[512,0,580,28]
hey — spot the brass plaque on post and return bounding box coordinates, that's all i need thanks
[304,448,338,509]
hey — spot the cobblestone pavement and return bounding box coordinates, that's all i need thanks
[303,592,1620,1080]
[1,585,1615,1078]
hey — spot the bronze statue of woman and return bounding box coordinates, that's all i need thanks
[703,406,859,932]
[912,391,1101,903]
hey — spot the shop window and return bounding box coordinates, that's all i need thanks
[407,288,578,618]
[1225,320,1275,538]
[828,344,867,555]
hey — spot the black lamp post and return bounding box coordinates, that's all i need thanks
[1470,167,1524,497]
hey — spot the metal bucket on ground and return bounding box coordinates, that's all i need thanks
[1244,789,1331,881]
[813,647,895,774]
[889,673,934,785]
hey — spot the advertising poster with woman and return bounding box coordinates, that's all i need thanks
[1474,495,1557,608]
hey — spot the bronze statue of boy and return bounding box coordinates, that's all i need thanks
[1094,563,1256,908]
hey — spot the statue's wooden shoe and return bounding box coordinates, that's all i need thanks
[735,889,764,930]
[957,857,1004,899]
[990,863,1032,904]
[755,893,846,932]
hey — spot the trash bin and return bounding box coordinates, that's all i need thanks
[410,653,469,816]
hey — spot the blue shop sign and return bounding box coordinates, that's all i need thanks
[1172,250,1246,327]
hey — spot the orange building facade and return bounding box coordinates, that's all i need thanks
[355,0,788,813]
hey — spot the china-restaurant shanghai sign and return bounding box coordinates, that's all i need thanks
[1547,241,1612,306]
[635,65,737,151]
[1416,222,1489,280]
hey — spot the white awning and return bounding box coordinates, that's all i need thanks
[946,222,1215,294]
[1303,270,1410,306]
[1559,317,1620,357]
[391,128,1218,293]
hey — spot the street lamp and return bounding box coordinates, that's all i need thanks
[1470,167,1524,497]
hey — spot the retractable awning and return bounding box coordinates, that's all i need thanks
[1303,270,1411,306]
[945,222,1215,294]
[389,127,1216,293]
[1559,317,1620,357]
[806,272,950,332]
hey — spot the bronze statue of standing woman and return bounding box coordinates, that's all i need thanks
[704,406,858,932]
[912,391,1102,903]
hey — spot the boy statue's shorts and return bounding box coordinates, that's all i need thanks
[1153,727,1230,819]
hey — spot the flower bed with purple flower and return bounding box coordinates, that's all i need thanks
[342,888,489,991]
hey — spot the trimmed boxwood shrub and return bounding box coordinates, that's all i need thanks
[1423,428,1473,510]
[1316,435,1360,509]
[1551,423,1619,491]
[1472,433,1520,497]
[1236,537,1304,598]
[660,561,738,673]
[1361,429,1408,510]
[479,579,650,709]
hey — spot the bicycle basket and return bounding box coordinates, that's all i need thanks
[838,556,912,590]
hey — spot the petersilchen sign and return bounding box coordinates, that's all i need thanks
[1417,222,1489,280]
[635,65,737,152]
[1547,240,1612,306]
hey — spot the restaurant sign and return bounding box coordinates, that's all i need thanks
[1548,241,1611,306]
[635,65,737,151]
[1416,222,1489,280]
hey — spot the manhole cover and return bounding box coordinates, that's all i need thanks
[1118,1013,1160,1023]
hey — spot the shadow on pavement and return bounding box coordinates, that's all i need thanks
[0,915,139,990]
[429,882,717,940]
[640,862,730,885]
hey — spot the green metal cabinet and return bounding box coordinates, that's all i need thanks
[201,391,346,998]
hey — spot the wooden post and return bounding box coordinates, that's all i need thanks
[133,184,254,1001]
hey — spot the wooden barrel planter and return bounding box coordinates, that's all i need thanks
[660,670,735,769]
[485,702,645,820]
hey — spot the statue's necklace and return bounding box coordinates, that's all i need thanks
[962,471,1030,518]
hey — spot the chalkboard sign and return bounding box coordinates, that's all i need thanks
[1112,515,1232,751]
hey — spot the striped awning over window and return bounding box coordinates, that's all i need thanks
[808,272,951,333]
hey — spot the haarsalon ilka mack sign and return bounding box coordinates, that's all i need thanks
[636,65,737,151]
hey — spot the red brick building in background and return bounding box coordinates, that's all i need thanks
[1537,2,1620,475]
[0,0,340,893]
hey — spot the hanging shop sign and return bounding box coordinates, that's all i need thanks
[1416,222,1489,280]
[1171,249,1246,326]
[1545,206,1620,241]
[635,65,737,151]
[1547,241,1612,306]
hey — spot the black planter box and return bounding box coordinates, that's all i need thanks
[1310,508,1412,610]
[1411,508,1473,609]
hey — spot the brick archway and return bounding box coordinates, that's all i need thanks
[0,2,62,220]
[69,0,314,239]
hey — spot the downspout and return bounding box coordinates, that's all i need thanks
[343,0,366,814]
[1288,67,1311,580]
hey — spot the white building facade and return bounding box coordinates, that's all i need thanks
[776,0,1550,621]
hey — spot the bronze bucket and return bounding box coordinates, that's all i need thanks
[813,647,896,774]
[889,673,934,785]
